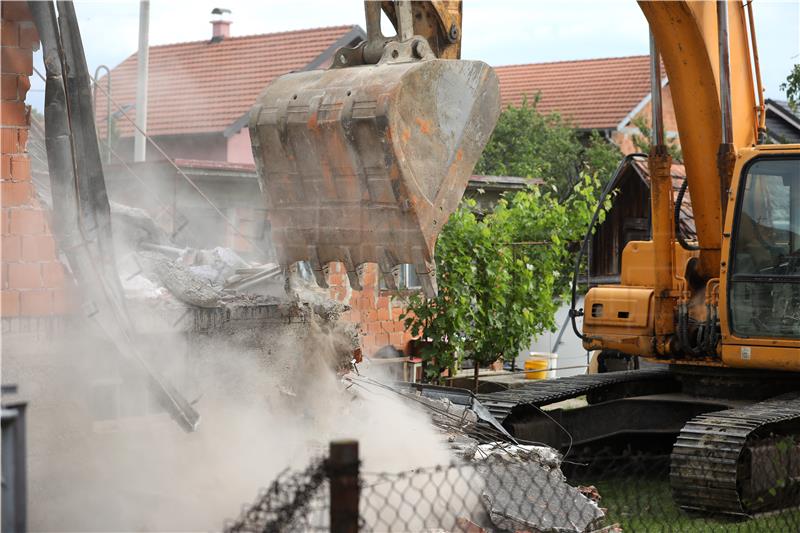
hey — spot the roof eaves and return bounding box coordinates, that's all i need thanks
[301,25,365,71]
[223,25,366,138]
[224,111,252,139]
[766,98,800,132]
[615,76,668,131]
[614,154,649,190]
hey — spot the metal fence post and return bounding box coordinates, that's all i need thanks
[329,439,360,533]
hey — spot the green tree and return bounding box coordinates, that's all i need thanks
[780,64,800,113]
[631,115,683,162]
[401,174,609,390]
[474,95,620,193]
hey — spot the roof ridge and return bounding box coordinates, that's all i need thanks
[493,54,649,70]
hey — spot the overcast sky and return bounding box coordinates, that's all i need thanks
[29,0,800,112]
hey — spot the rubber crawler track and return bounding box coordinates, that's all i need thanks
[476,367,672,424]
[670,393,800,515]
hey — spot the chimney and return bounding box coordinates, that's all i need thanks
[211,20,230,40]
[210,7,232,42]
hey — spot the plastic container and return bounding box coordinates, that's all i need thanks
[524,358,548,380]
[529,351,558,379]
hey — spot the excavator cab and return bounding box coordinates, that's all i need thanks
[727,153,800,340]
[249,1,500,296]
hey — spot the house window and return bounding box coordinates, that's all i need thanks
[380,264,422,291]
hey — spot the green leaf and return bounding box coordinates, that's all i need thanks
[404,100,610,379]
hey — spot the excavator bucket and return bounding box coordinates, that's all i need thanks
[249,58,500,296]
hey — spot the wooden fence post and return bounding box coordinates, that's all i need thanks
[329,439,360,533]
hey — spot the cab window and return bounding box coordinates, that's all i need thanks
[729,158,800,339]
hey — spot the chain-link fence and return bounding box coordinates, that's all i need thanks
[224,441,800,532]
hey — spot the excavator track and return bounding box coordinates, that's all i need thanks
[670,393,800,516]
[477,367,674,424]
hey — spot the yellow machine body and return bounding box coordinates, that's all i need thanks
[584,2,800,370]
[585,143,800,369]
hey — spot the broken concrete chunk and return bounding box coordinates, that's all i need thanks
[477,457,604,533]
[466,445,603,533]
[472,443,562,470]
[110,201,171,246]
[147,253,225,308]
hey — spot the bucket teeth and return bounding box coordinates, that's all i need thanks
[308,248,328,288]
[415,262,437,298]
[340,249,362,291]
[378,249,399,291]
[250,57,500,299]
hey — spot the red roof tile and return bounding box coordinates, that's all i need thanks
[494,55,653,130]
[96,25,361,137]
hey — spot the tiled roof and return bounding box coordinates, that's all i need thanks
[494,55,654,130]
[95,25,363,137]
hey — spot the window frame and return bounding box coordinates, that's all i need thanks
[727,155,800,339]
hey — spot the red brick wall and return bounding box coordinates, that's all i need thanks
[1,2,72,318]
[324,262,415,356]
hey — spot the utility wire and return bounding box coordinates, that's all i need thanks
[34,65,270,257]
[32,66,200,244]
[343,373,564,450]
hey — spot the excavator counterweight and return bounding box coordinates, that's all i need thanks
[249,3,500,296]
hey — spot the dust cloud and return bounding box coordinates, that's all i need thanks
[14,307,451,532]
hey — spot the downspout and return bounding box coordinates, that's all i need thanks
[647,30,676,351]
[716,0,736,225]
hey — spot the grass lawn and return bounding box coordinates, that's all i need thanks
[594,478,800,532]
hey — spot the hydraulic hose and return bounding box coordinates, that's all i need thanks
[569,153,647,342]
[675,179,700,251]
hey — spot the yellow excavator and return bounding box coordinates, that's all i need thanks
[581,1,800,515]
[249,0,800,515]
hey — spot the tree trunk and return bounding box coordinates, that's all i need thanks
[473,361,479,393]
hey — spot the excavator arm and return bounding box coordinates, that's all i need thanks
[380,0,463,59]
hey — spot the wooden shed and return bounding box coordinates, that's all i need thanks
[589,156,695,284]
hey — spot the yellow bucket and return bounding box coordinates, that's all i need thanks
[524,358,548,380]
